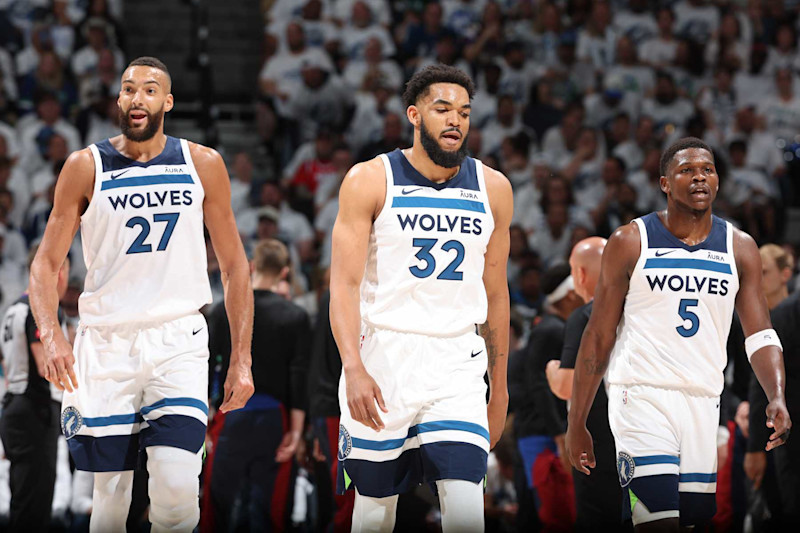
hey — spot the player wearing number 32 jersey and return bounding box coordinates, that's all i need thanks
[28,57,254,533]
[330,65,513,532]
[566,137,791,532]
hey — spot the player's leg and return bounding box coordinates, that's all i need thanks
[608,385,682,532]
[417,331,492,532]
[90,471,134,532]
[436,479,484,532]
[146,446,202,532]
[139,314,210,532]
[337,326,420,527]
[351,489,399,532]
[677,394,720,529]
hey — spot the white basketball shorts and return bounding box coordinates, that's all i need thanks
[337,324,490,498]
[608,384,720,527]
[61,313,209,472]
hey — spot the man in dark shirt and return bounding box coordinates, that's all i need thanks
[512,263,583,530]
[546,237,629,531]
[207,239,311,532]
[0,246,69,531]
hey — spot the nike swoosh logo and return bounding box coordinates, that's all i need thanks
[110,169,131,180]
[471,350,483,358]
[401,187,422,195]
[192,328,203,335]
[655,250,676,257]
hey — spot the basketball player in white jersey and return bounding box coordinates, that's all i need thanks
[330,65,512,532]
[28,57,255,532]
[566,137,791,532]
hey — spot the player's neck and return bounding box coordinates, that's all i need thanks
[659,205,713,246]
[114,132,168,163]
[252,273,281,291]
[403,147,460,184]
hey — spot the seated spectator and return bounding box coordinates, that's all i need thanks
[640,7,679,69]
[482,95,531,157]
[705,11,749,72]
[557,126,605,196]
[602,35,655,108]
[15,22,53,78]
[523,80,564,143]
[613,0,657,45]
[229,151,259,214]
[507,224,532,289]
[697,67,738,140]
[0,223,25,322]
[498,40,542,107]
[764,23,798,75]
[757,68,800,144]
[628,146,667,214]
[18,50,78,118]
[528,2,563,68]
[400,2,450,64]
[356,112,409,163]
[442,0,484,43]
[540,102,584,169]
[30,133,67,200]
[340,1,395,62]
[529,199,586,266]
[471,62,502,129]
[576,0,616,71]
[0,189,26,267]
[641,71,695,137]
[342,37,403,93]
[266,0,338,53]
[79,94,119,145]
[725,106,785,180]
[70,17,125,89]
[315,145,352,268]
[673,0,720,43]
[284,128,336,195]
[51,0,76,61]
[725,139,778,243]
[499,131,534,189]
[545,30,595,99]
[18,92,80,175]
[331,0,391,28]
[734,43,771,109]
[77,47,121,110]
[0,156,28,229]
[345,82,405,154]
[415,33,471,78]
[510,265,543,322]
[0,40,17,104]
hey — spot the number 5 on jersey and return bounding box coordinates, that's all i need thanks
[126,213,180,254]
[676,298,699,337]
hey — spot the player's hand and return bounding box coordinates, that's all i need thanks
[275,431,301,463]
[345,365,387,431]
[566,424,595,475]
[219,359,254,413]
[765,397,791,451]
[487,393,508,449]
[735,401,750,438]
[43,337,78,392]
[744,451,767,489]
[554,433,571,473]
[545,360,560,388]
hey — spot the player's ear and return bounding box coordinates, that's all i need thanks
[659,175,669,194]
[407,105,420,128]
[164,93,174,113]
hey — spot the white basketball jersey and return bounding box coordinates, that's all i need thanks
[360,150,494,336]
[607,213,739,396]
[79,136,211,326]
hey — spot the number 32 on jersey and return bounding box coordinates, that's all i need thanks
[409,238,465,280]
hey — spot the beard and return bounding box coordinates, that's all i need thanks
[119,106,164,142]
[419,117,469,169]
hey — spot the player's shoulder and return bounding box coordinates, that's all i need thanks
[63,147,95,173]
[340,156,386,199]
[186,140,224,168]
[604,220,642,272]
[480,162,512,197]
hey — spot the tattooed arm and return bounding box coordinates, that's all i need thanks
[566,222,639,474]
[480,165,513,449]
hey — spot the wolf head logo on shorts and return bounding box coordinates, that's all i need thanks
[61,406,83,440]
[338,424,352,461]
[617,452,635,487]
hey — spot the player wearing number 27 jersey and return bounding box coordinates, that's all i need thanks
[330,65,513,532]
[28,57,254,533]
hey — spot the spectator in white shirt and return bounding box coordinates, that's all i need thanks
[602,35,655,108]
[640,7,679,68]
[757,68,800,143]
[641,71,695,136]
[733,43,772,109]
[342,36,403,93]
[482,95,529,157]
[673,0,720,43]
[70,18,124,85]
[576,0,616,71]
[18,92,80,175]
[15,22,53,78]
[764,23,799,75]
[613,0,658,46]
[704,11,749,72]
[340,1,395,61]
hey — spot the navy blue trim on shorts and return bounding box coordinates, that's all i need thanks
[634,454,680,466]
[624,473,679,520]
[67,434,139,472]
[139,415,206,453]
[350,419,490,451]
[337,441,487,498]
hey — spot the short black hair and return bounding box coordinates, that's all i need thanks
[402,64,475,108]
[659,137,714,176]
[126,56,171,88]
[540,263,572,297]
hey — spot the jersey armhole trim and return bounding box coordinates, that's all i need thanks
[81,144,103,221]
[179,139,202,191]
[631,217,648,277]
[474,159,495,231]
[374,154,392,225]
[726,221,739,280]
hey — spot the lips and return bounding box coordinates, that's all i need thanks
[129,110,148,123]
[690,186,710,197]
[441,131,461,141]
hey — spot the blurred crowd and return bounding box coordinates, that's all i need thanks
[1,0,800,531]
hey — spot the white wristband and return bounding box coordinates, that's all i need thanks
[744,328,782,361]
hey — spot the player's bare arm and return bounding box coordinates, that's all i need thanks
[547,360,573,400]
[733,227,791,450]
[192,142,254,412]
[566,222,639,474]
[330,158,388,432]
[29,149,94,393]
[479,164,512,449]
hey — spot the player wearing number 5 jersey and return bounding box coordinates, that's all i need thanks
[566,137,791,532]
[28,57,254,533]
[330,65,512,532]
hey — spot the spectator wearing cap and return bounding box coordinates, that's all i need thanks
[511,264,583,531]
[640,7,679,69]
[285,52,353,142]
[70,17,124,86]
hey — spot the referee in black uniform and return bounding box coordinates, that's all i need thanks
[208,238,311,531]
[0,246,69,532]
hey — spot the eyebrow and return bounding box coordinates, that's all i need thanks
[431,99,471,109]
[122,79,161,86]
